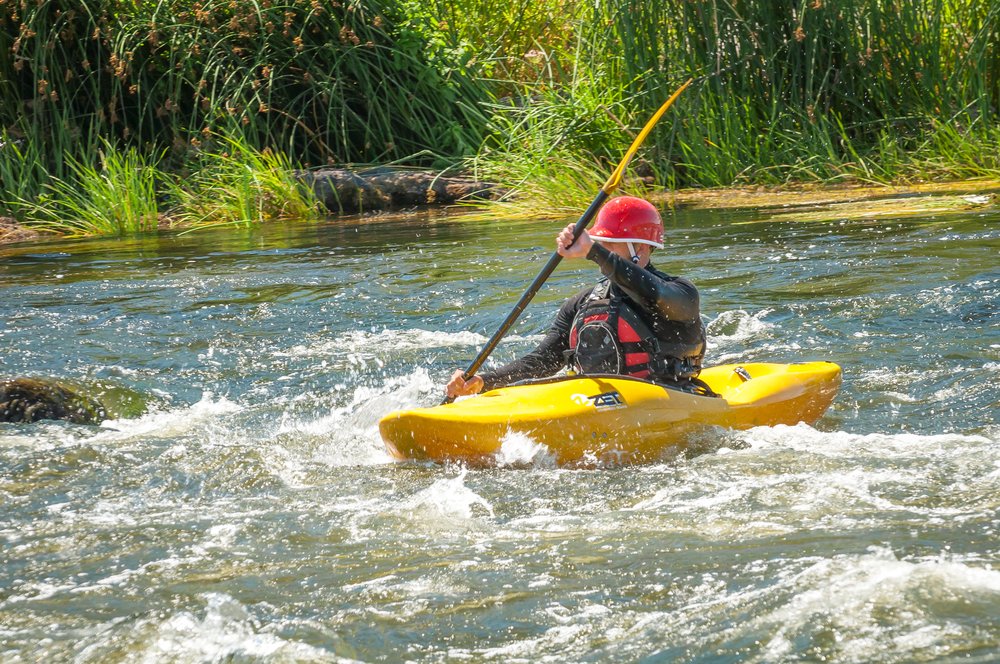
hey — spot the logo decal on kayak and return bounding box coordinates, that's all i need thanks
[572,391,626,410]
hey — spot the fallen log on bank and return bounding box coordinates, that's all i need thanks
[302,167,500,214]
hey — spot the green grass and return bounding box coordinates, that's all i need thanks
[6,132,323,237]
[461,0,1000,215]
[587,0,1000,184]
[459,28,663,217]
[168,133,323,229]
[12,141,160,237]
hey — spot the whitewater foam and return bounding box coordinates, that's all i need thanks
[401,470,495,526]
[125,593,334,663]
[96,392,242,442]
[741,546,1000,663]
[276,328,544,359]
[495,430,557,468]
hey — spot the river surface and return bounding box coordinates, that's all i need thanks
[1,200,998,662]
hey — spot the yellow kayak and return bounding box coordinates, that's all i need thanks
[379,362,842,465]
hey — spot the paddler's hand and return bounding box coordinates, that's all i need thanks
[446,370,484,398]
[556,223,593,259]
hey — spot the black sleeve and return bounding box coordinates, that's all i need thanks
[478,288,589,391]
[586,243,700,323]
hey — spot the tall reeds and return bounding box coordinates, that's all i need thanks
[585,0,1000,185]
[464,33,657,216]
[0,0,493,216]
[8,133,322,235]
[470,0,1000,205]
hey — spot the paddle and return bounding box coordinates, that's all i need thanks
[444,79,693,404]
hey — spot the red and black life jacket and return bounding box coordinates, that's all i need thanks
[567,280,705,382]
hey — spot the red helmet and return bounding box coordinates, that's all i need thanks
[591,196,663,249]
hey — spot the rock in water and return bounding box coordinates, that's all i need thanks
[0,378,108,424]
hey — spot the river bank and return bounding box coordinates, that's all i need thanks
[5,0,1000,245]
[0,166,498,245]
[4,177,998,247]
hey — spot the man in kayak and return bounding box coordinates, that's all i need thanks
[446,195,707,398]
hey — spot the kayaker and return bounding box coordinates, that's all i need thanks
[446,196,707,398]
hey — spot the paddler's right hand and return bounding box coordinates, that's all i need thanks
[446,370,484,398]
[556,223,593,259]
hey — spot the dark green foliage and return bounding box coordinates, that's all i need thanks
[0,0,492,210]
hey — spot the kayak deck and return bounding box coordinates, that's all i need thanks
[379,362,842,465]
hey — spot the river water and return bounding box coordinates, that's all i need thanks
[1,199,998,662]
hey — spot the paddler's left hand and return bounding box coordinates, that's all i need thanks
[556,223,593,259]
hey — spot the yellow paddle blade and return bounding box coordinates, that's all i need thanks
[601,78,693,194]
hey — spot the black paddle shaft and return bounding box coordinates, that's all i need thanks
[443,190,610,404]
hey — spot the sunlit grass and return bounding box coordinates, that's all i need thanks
[461,150,655,221]
[469,0,1000,198]
[461,34,663,218]
[14,142,161,237]
[168,134,323,229]
[5,134,323,238]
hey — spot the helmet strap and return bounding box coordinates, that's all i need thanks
[627,241,639,264]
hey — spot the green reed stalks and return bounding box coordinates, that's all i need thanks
[14,141,161,237]
[0,0,493,214]
[167,133,322,229]
[585,0,1000,185]
[4,0,1000,231]
[461,27,661,216]
[471,0,1000,204]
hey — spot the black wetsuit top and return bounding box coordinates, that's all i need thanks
[479,243,704,391]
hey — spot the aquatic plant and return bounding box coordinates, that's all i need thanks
[0,132,51,212]
[468,0,1000,211]
[396,0,579,86]
[462,30,661,217]
[4,0,1000,233]
[7,131,323,236]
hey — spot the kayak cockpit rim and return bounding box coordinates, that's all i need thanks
[502,372,719,397]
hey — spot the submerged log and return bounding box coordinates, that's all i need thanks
[303,167,500,214]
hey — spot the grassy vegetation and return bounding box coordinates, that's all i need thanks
[6,131,322,235]
[466,0,1000,214]
[2,0,999,235]
[10,140,160,237]
[168,133,322,230]
[0,0,491,234]
[0,0,489,165]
